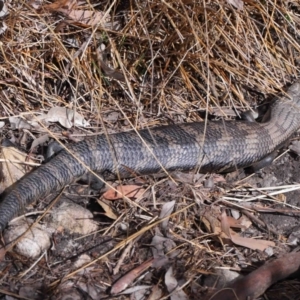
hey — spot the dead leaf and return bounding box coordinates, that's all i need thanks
[230,233,275,251]
[41,107,90,129]
[0,143,38,193]
[165,266,189,300]
[105,111,120,123]
[111,258,154,295]
[9,116,42,130]
[226,0,243,10]
[202,206,222,234]
[97,199,118,220]
[103,185,145,200]
[43,0,112,28]
[118,285,152,296]
[97,57,125,82]
[226,215,251,230]
[43,0,74,11]
[111,257,167,295]
[148,284,163,300]
[59,9,107,27]
[151,235,176,258]
[30,134,50,151]
[220,210,232,238]
[159,200,175,231]
[220,210,275,251]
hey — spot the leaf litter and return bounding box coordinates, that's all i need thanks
[0,0,300,299]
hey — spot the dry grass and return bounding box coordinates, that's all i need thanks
[0,0,300,299]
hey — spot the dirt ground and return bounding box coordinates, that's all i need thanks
[1,0,300,299]
[1,133,300,300]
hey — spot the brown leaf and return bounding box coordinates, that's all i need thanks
[0,144,37,193]
[220,210,274,251]
[43,0,74,11]
[230,233,275,251]
[220,210,232,238]
[58,8,107,27]
[111,258,154,295]
[103,185,145,200]
[97,199,118,220]
[43,0,109,27]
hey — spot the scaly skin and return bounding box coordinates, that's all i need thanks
[0,80,300,231]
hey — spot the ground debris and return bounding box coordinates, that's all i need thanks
[0,0,300,299]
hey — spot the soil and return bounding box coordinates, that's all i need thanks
[1,138,300,299]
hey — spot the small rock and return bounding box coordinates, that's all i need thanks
[4,219,51,258]
[73,254,91,269]
[49,201,98,235]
